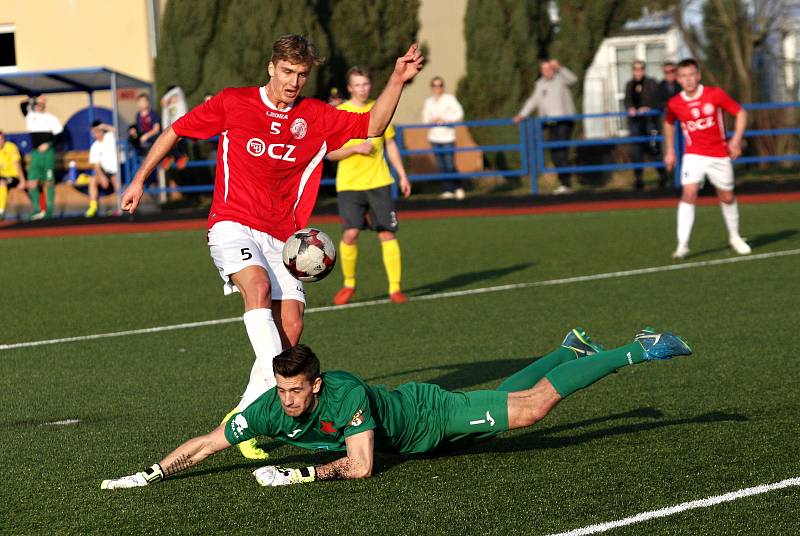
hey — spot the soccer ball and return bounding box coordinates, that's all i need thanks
[282,228,336,282]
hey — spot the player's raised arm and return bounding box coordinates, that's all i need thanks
[252,429,375,487]
[100,424,232,489]
[120,126,181,214]
[367,44,424,137]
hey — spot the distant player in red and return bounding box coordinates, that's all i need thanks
[663,58,750,259]
[120,35,424,459]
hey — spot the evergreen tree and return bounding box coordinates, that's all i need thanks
[327,0,421,99]
[457,0,552,170]
[155,0,220,104]
[157,0,330,107]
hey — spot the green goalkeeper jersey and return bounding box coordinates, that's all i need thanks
[224,370,463,454]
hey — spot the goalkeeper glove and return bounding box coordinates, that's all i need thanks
[252,465,316,487]
[101,464,164,490]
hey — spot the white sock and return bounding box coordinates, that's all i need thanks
[720,200,740,238]
[238,308,283,409]
[677,201,695,247]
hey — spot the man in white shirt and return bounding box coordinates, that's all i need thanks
[20,95,63,219]
[86,121,121,217]
[422,77,465,199]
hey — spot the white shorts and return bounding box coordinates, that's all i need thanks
[207,220,306,303]
[680,154,734,191]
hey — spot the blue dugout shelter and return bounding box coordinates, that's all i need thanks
[0,66,153,156]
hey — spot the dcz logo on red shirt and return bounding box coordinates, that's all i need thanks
[246,137,297,162]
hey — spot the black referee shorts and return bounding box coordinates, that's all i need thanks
[337,185,398,233]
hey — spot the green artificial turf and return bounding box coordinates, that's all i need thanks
[1,201,798,535]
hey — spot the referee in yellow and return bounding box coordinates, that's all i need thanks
[0,130,27,220]
[327,66,412,305]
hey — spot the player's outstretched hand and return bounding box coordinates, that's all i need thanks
[253,465,316,487]
[101,464,164,490]
[393,44,424,83]
[120,181,145,214]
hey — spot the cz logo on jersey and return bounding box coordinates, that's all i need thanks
[247,137,297,162]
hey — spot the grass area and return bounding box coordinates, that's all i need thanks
[1,200,799,535]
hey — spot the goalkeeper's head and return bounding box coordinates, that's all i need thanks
[273,345,322,417]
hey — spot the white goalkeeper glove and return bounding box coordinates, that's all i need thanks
[252,465,316,487]
[101,464,164,490]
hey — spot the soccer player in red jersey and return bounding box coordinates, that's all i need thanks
[120,35,423,459]
[663,58,750,259]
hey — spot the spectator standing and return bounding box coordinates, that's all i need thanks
[657,61,682,110]
[20,95,63,219]
[0,130,26,219]
[624,60,667,190]
[85,121,121,218]
[133,93,161,155]
[422,76,465,199]
[514,59,577,194]
[327,67,412,306]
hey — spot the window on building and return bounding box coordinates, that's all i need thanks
[0,25,17,70]
[645,44,666,79]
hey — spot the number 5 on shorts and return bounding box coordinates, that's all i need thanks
[241,248,253,261]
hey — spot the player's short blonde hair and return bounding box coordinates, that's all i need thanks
[271,34,324,68]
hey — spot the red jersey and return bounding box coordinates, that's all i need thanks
[665,85,741,157]
[172,86,370,240]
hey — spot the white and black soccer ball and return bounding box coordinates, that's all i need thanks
[282,228,336,282]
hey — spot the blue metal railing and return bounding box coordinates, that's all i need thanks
[124,100,800,198]
[531,101,800,192]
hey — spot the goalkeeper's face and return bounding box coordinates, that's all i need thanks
[275,373,322,417]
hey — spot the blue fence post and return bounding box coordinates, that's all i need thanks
[528,118,538,193]
[673,122,682,187]
[535,117,545,191]
[518,118,529,184]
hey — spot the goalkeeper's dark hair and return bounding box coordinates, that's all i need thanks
[677,58,699,71]
[273,344,321,381]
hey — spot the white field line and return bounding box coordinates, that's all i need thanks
[548,476,800,536]
[1,248,798,352]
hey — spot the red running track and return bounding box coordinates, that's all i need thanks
[1,191,799,240]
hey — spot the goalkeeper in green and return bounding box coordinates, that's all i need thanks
[101,327,691,488]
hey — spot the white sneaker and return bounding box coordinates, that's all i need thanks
[30,210,46,221]
[553,185,572,195]
[729,235,751,255]
[454,188,465,200]
[672,244,689,260]
[439,191,456,199]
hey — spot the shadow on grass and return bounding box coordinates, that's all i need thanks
[405,262,533,296]
[691,229,798,257]
[166,408,748,481]
[472,410,748,454]
[364,356,537,391]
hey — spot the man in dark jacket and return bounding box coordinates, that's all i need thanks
[625,60,666,190]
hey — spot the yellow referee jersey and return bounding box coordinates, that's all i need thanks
[335,100,396,192]
[0,141,22,178]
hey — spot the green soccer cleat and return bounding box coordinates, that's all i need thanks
[561,327,605,358]
[634,327,693,360]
